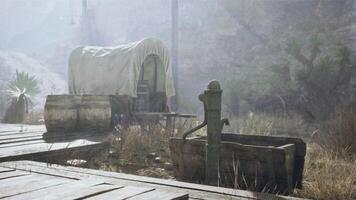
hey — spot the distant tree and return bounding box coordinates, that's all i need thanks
[285,36,353,121]
[219,0,354,120]
[2,70,40,123]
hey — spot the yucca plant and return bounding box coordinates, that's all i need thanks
[2,70,40,123]
[8,70,40,98]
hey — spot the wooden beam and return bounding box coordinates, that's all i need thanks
[171,0,179,110]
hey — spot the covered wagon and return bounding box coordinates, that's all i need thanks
[45,38,176,132]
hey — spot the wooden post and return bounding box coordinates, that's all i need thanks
[171,0,179,111]
[81,0,95,45]
[201,80,222,186]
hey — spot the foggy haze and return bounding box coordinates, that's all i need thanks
[0,2,355,199]
[0,0,354,115]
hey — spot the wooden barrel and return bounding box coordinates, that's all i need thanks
[79,95,111,131]
[44,95,82,132]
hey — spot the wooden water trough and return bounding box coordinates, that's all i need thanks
[169,81,306,195]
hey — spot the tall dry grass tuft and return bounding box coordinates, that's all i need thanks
[228,114,308,137]
[294,144,356,200]
[314,108,356,157]
[238,114,274,136]
[85,124,175,178]
[114,125,172,165]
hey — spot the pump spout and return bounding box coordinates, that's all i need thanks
[182,94,207,141]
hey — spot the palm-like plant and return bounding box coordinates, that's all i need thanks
[2,70,40,123]
[8,70,40,99]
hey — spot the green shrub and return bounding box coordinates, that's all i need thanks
[2,70,40,123]
[8,69,40,98]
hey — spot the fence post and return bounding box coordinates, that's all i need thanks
[203,80,223,185]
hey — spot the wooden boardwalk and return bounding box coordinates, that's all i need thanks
[0,124,110,163]
[0,124,305,199]
[0,161,304,200]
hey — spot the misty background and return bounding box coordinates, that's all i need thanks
[0,0,355,123]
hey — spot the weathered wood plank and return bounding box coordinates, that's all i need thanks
[0,129,107,143]
[0,166,15,173]
[0,131,110,149]
[0,124,45,133]
[0,161,304,200]
[0,135,42,142]
[0,124,113,163]
[0,162,253,200]
[136,191,188,200]
[0,131,43,138]
[62,184,122,200]
[0,139,99,158]
[0,146,107,166]
[0,140,44,149]
[0,170,30,180]
[3,179,121,200]
[63,184,122,200]
[0,163,228,200]
[0,174,71,198]
[0,162,90,180]
[86,186,154,200]
[128,190,189,200]
[0,136,43,145]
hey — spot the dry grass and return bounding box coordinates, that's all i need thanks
[313,108,356,157]
[84,125,175,178]
[117,125,172,165]
[234,113,356,199]
[238,114,274,136]
[293,144,356,200]
[227,114,309,137]
[81,114,355,199]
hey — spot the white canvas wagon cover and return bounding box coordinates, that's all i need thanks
[68,38,175,97]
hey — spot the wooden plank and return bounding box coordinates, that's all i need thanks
[64,184,122,200]
[0,124,26,132]
[0,161,304,200]
[128,190,188,200]
[0,129,110,162]
[0,131,109,149]
[0,139,99,158]
[0,125,45,133]
[0,131,43,138]
[0,130,103,143]
[86,186,154,200]
[0,161,306,200]
[0,144,107,163]
[0,140,44,149]
[1,162,228,199]
[0,162,230,200]
[0,170,30,180]
[0,174,71,198]
[0,162,91,180]
[0,136,43,145]
[4,179,122,200]
[0,166,15,173]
